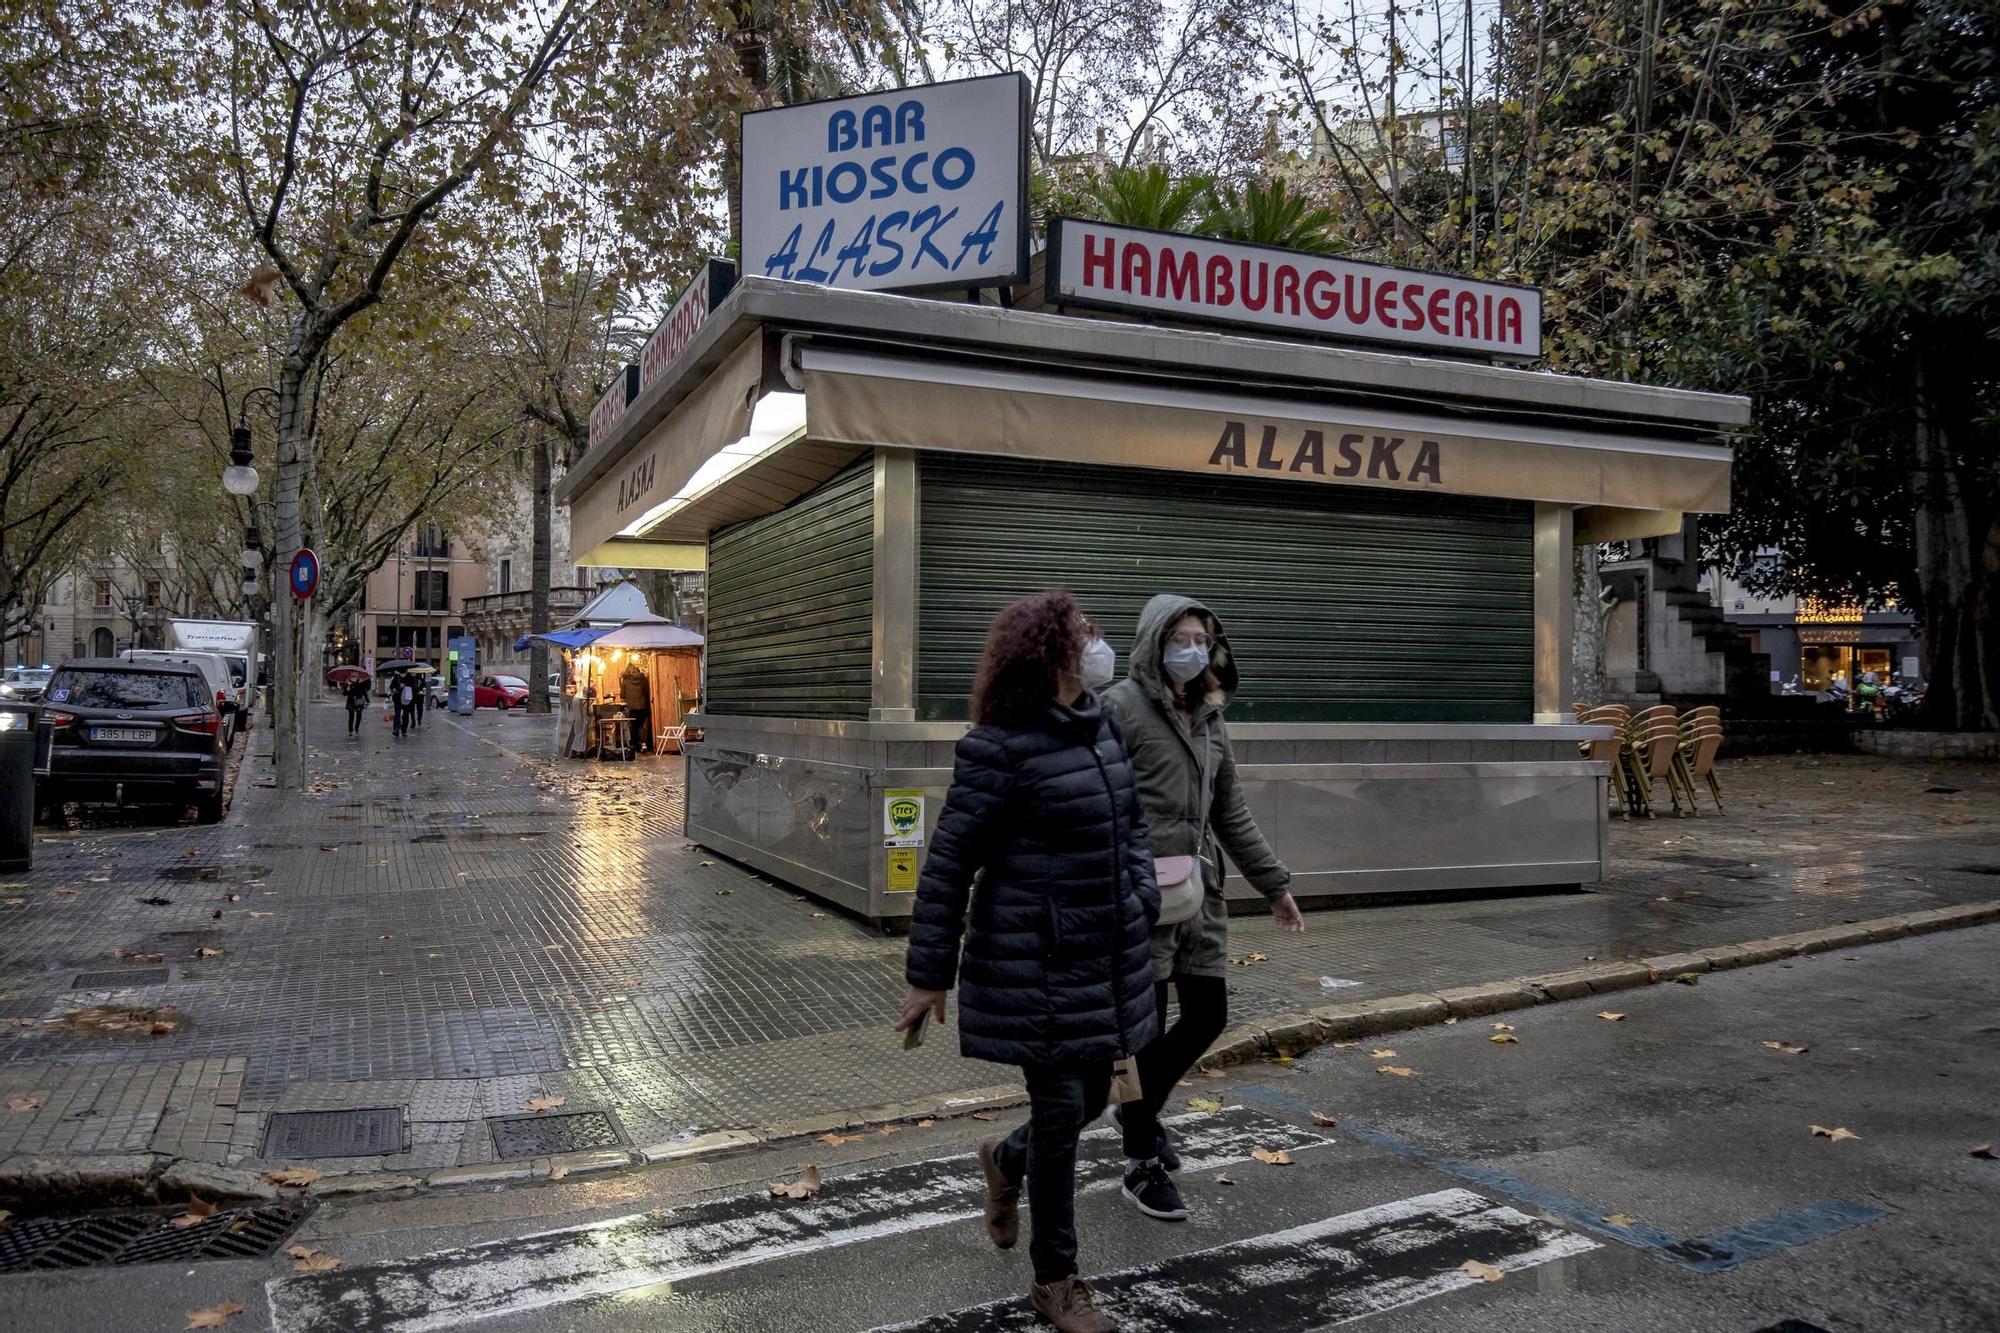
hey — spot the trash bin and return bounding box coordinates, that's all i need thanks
[0,701,36,872]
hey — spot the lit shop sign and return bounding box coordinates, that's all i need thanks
[1798,596,1865,624]
[740,72,1030,293]
[588,364,640,452]
[640,258,736,392]
[1047,218,1542,359]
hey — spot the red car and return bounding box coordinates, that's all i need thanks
[474,674,531,709]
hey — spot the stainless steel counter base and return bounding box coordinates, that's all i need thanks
[684,716,1612,923]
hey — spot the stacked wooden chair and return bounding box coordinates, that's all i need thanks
[1679,706,1725,813]
[1574,702,1725,818]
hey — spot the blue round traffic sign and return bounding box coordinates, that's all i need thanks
[288,548,319,599]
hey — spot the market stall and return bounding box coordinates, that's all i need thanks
[553,77,1745,923]
[522,619,703,759]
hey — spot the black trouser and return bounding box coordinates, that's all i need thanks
[346,703,364,734]
[1120,975,1229,1159]
[994,1063,1112,1284]
[393,701,411,735]
[413,693,426,726]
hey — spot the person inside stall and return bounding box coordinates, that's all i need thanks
[620,660,651,754]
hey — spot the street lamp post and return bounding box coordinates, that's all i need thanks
[224,386,276,498]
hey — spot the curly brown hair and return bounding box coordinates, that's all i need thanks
[969,589,1093,728]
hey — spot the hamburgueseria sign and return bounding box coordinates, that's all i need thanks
[1048,218,1542,359]
[740,72,1029,293]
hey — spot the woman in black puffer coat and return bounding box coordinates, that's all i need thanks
[899,590,1159,1333]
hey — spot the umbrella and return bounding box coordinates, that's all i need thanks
[325,665,369,687]
[375,660,436,676]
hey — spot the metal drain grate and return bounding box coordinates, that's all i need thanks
[72,968,171,990]
[264,1108,404,1159]
[0,1198,313,1272]
[489,1109,624,1160]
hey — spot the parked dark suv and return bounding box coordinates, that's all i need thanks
[34,658,229,823]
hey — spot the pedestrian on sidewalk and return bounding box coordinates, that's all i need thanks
[898,589,1159,1333]
[393,676,415,737]
[412,672,427,729]
[344,678,369,737]
[1103,594,1302,1224]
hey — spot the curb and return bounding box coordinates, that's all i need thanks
[4,901,1995,1205]
[1192,900,2000,1069]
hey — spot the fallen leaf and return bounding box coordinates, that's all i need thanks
[1761,1041,1809,1055]
[916,1119,934,1128]
[1215,1175,1235,1186]
[196,947,224,959]
[1330,1041,1360,1050]
[1201,1068,1226,1078]
[1490,1022,1515,1032]
[1489,1033,1519,1045]
[1250,1148,1293,1166]
[1673,973,1700,986]
[700,860,715,866]
[248,911,272,918]
[770,1163,822,1199]
[284,1245,316,1259]
[1971,1145,1995,1160]
[970,1112,999,1122]
[8,1094,44,1111]
[54,889,75,897]
[169,1195,216,1230]
[1597,1011,1625,1022]
[818,1133,862,1147]
[526,1096,565,1112]
[1378,1065,1417,1077]
[1271,1054,1294,1066]
[1186,1097,1223,1113]
[1460,1259,1504,1282]
[715,890,732,897]
[294,1246,340,1270]
[547,1165,569,1181]
[1249,952,1269,962]
[186,1300,247,1329]
[210,910,222,920]
[318,845,337,853]
[810,912,826,919]
[264,1166,322,1187]
[2,898,23,907]
[1310,1111,1338,1127]
[1809,1125,1859,1143]
[226,894,240,902]
[1369,1049,1396,1059]
[150,1021,176,1036]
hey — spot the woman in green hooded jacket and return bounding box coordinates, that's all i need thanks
[1102,593,1303,1222]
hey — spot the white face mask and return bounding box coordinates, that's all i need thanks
[1079,637,1116,690]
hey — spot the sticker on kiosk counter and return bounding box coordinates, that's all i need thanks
[886,848,918,892]
[883,790,925,848]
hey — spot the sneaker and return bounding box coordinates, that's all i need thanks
[1029,1276,1116,1333]
[1110,1104,1181,1173]
[977,1138,1020,1250]
[1121,1158,1188,1221]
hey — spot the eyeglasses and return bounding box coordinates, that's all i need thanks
[1166,632,1213,650]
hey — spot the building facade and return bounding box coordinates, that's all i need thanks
[351,522,490,673]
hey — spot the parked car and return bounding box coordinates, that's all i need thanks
[474,674,530,709]
[1,666,53,702]
[34,658,229,823]
[122,649,241,745]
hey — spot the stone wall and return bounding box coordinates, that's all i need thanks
[1853,730,2000,761]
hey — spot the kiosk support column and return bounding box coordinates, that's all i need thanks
[871,448,918,722]
[1533,502,1576,723]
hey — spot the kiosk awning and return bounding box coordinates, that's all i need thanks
[796,348,1731,515]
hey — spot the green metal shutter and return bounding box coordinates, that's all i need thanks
[705,460,874,719]
[917,453,1532,722]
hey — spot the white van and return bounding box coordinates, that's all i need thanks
[122,649,241,744]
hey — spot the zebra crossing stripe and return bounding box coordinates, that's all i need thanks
[267,1105,1334,1333]
[871,1187,1602,1333]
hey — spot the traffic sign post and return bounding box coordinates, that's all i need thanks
[288,548,320,600]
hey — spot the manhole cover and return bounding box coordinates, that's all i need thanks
[72,968,171,990]
[488,1109,624,1160]
[0,1198,313,1272]
[263,1108,404,1159]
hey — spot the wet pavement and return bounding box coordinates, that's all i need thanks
[0,703,1996,1183]
[6,919,1993,1332]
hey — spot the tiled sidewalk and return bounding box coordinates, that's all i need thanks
[2,703,1996,1186]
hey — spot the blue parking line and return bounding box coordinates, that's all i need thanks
[1226,1082,1882,1272]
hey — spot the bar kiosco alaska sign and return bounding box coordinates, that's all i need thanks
[1047,218,1541,360]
